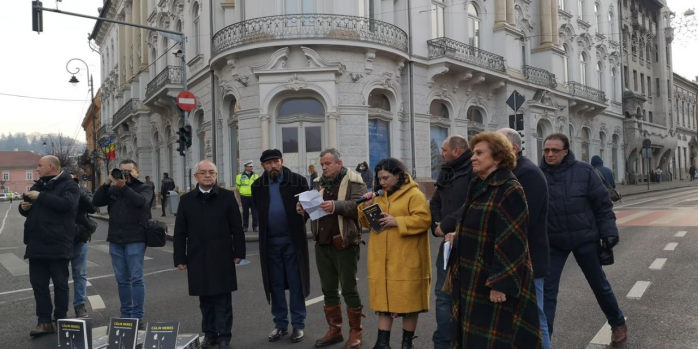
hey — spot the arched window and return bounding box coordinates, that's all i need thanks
[536,121,551,164]
[368,92,392,168]
[594,3,600,32]
[468,4,480,48]
[196,111,206,161]
[165,126,174,180]
[611,68,617,101]
[599,131,606,161]
[597,62,603,90]
[612,134,620,179]
[580,52,588,85]
[429,101,450,180]
[228,98,239,178]
[466,107,485,140]
[562,44,570,83]
[278,98,324,174]
[581,128,591,162]
[578,0,585,19]
[192,2,200,56]
[568,124,575,150]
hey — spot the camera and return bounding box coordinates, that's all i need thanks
[111,168,130,181]
[23,194,31,202]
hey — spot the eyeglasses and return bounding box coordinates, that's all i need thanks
[196,171,217,176]
[543,148,567,154]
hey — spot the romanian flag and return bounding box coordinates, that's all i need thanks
[102,137,116,161]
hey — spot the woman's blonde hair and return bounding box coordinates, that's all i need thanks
[308,164,317,174]
[469,132,517,171]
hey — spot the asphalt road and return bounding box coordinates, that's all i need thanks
[0,188,697,349]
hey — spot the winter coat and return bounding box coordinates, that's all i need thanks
[430,150,474,236]
[449,169,541,349]
[513,154,550,278]
[251,167,311,303]
[173,185,246,296]
[310,168,367,247]
[591,155,616,188]
[540,151,618,251]
[160,177,175,197]
[74,186,97,243]
[358,174,432,314]
[19,170,80,260]
[92,178,154,244]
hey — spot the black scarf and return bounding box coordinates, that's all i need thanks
[435,151,471,188]
[319,167,347,190]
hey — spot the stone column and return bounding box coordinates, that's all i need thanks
[132,0,141,70]
[125,5,133,82]
[506,0,515,26]
[551,0,559,45]
[118,13,126,86]
[141,0,148,68]
[495,0,507,28]
[538,0,553,48]
[327,112,340,148]
[260,114,271,150]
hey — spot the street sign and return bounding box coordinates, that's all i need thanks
[642,148,652,158]
[509,114,524,131]
[642,138,652,149]
[176,91,197,112]
[506,90,526,112]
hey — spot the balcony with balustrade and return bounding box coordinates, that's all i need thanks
[523,65,557,88]
[143,66,183,105]
[212,14,409,60]
[112,98,141,128]
[427,37,505,73]
[567,81,608,117]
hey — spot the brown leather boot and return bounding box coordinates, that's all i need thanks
[29,323,54,337]
[345,306,365,348]
[315,304,344,347]
[611,323,628,343]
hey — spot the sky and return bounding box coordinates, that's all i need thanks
[1,0,696,143]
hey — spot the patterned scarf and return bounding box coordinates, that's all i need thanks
[319,167,347,190]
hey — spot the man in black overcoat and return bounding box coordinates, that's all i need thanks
[173,160,246,349]
[251,149,310,343]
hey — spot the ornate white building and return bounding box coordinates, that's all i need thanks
[90,0,685,191]
[672,73,698,179]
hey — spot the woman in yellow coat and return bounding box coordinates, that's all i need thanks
[358,158,432,349]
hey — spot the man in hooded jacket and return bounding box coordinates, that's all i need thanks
[429,135,473,349]
[591,155,616,188]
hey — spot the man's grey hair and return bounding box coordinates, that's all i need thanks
[446,135,468,151]
[497,128,522,149]
[320,148,342,162]
[194,160,218,173]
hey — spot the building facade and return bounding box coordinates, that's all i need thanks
[81,88,102,192]
[0,151,42,194]
[91,0,687,193]
[672,73,698,180]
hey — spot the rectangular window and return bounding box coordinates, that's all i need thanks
[431,4,445,39]
[26,171,33,180]
[649,111,653,123]
[633,70,637,91]
[656,78,660,97]
[559,0,565,10]
[655,44,659,62]
[647,77,651,96]
[624,66,629,88]
[667,80,671,99]
[2,172,8,181]
[641,73,645,94]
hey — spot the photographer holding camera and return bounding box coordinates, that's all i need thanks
[92,160,154,328]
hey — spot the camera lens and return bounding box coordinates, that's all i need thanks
[111,168,123,179]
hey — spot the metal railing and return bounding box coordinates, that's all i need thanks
[523,65,557,88]
[427,37,505,72]
[113,98,140,126]
[145,66,182,98]
[212,14,408,55]
[568,81,607,103]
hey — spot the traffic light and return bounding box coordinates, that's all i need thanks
[181,125,192,148]
[32,1,43,33]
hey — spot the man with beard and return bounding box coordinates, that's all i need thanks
[251,149,311,344]
[93,160,153,329]
[428,135,473,349]
[298,148,367,348]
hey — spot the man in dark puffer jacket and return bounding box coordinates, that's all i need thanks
[539,133,627,344]
[93,159,153,328]
[19,156,80,337]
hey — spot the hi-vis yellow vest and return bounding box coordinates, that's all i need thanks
[236,172,258,197]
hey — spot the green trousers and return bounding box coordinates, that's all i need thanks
[315,243,362,308]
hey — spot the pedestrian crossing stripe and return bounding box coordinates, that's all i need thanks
[615,209,698,226]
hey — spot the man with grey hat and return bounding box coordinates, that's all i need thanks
[236,160,259,232]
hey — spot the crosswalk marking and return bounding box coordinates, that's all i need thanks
[649,258,667,270]
[87,295,106,310]
[615,209,698,226]
[616,211,652,224]
[86,260,99,268]
[675,231,688,237]
[626,281,651,299]
[0,253,29,276]
[664,242,678,251]
[648,211,689,225]
[588,318,628,347]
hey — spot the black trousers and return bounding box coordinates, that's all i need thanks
[199,293,233,343]
[29,258,70,324]
[161,195,168,216]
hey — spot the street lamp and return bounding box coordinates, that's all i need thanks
[66,58,97,193]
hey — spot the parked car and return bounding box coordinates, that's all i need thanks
[0,194,7,202]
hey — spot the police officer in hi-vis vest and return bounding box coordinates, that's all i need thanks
[236,161,259,232]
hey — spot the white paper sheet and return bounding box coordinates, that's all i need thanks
[298,190,331,220]
[443,241,451,270]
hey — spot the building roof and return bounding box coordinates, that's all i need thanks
[89,0,112,42]
[0,151,41,170]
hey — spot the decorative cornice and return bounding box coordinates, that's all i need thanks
[286,74,307,91]
[250,47,290,72]
[301,46,346,75]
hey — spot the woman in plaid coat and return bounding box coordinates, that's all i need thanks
[446,132,542,349]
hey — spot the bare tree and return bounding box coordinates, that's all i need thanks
[42,133,84,173]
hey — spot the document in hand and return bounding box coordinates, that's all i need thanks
[362,204,386,233]
[443,241,451,270]
[298,190,331,220]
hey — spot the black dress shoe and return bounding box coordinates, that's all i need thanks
[269,328,288,342]
[200,336,218,349]
[291,328,304,343]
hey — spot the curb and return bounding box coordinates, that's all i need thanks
[89,214,315,242]
[618,183,698,197]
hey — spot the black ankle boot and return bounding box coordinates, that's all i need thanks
[401,330,417,349]
[373,329,391,349]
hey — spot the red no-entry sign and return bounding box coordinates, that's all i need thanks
[176,91,197,112]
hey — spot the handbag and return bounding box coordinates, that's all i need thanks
[144,220,168,247]
[332,234,350,251]
[594,168,622,202]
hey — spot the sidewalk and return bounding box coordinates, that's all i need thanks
[616,178,698,196]
[89,206,315,242]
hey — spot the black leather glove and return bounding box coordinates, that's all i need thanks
[602,236,619,250]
